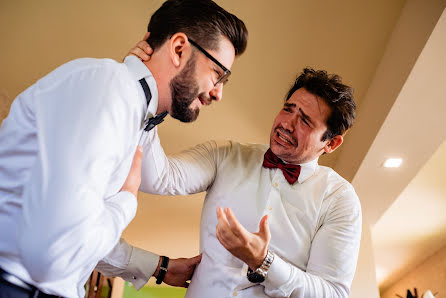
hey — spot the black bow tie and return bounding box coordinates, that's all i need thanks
[144,111,168,131]
[139,78,168,131]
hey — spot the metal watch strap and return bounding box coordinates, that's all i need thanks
[155,256,169,284]
[256,250,274,275]
[247,250,275,283]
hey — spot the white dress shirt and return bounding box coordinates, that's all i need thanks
[0,55,159,297]
[130,132,362,297]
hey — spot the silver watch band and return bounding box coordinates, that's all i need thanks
[255,250,274,277]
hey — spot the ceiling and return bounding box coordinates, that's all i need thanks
[1,0,445,292]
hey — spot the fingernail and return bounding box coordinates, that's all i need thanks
[138,145,143,152]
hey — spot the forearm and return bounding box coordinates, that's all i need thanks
[140,132,219,195]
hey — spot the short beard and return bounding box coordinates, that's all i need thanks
[169,53,200,123]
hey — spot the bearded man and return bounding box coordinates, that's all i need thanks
[0,0,247,297]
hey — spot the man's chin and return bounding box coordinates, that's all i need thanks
[269,142,281,156]
[270,142,292,160]
[172,108,199,123]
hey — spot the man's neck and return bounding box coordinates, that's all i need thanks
[142,56,173,115]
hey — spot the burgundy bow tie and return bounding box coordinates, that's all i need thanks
[263,148,301,184]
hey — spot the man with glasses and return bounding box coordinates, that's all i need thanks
[0,0,247,297]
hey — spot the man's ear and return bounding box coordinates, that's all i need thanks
[168,32,189,68]
[323,135,343,154]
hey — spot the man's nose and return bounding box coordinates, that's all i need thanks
[209,83,223,102]
[281,116,296,132]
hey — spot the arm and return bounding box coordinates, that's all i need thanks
[97,155,202,288]
[139,130,224,195]
[217,188,362,297]
[17,65,139,282]
[96,239,202,289]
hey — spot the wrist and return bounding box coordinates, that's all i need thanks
[249,249,268,270]
[152,256,162,277]
[247,250,275,283]
[155,256,169,285]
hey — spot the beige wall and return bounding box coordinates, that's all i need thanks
[350,223,380,298]
[381,245,446,298]
[0,88,9,121]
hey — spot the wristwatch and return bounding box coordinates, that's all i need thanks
[155,256,169,284]
[247,250,274,283]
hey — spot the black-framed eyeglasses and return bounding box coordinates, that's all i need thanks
[188,38,231,86]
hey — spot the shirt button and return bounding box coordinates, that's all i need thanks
[268,206,273,211]
[233,291,238,296]
[273,182,278,188]
[132,276,136,279]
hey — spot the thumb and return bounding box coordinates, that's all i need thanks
[132,146,143,171]
[258,215,270,241]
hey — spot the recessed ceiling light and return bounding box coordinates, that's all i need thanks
[383,158,403,168]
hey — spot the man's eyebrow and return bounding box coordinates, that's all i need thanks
[299,108,314,125]
[284,103,296,108]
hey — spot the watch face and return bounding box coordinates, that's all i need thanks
[247,271,265,283]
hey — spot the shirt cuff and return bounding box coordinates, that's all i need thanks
[124,246,160,290]
[263,253,297,290]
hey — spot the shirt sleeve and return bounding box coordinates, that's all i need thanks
[96,238,160,290]
[262,186,362,298]
[16,63,138,283]
[139,130,224,195]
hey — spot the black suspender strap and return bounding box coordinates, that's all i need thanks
[138,78,168,132]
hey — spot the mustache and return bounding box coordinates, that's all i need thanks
[275,127,296,145]
[198,93,211,105]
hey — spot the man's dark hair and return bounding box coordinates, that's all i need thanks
[286,68,356,141]
[147,0,248,56]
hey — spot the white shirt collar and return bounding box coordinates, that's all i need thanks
[297,157,319,183]
[123,55,159,118]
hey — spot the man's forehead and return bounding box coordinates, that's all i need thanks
[287,90,331,122]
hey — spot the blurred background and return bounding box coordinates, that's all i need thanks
[1,0,445,297]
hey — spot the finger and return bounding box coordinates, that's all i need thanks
[216,207,234,236]
[258,215,271,241]
[224,207,248,237]
[215,224,230,249]
[216,207,231,228]
[128,48,150,61]
[136,40,153,55]
[131,146,143,173]
[120,146,143,195]
[215,212,232,247]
